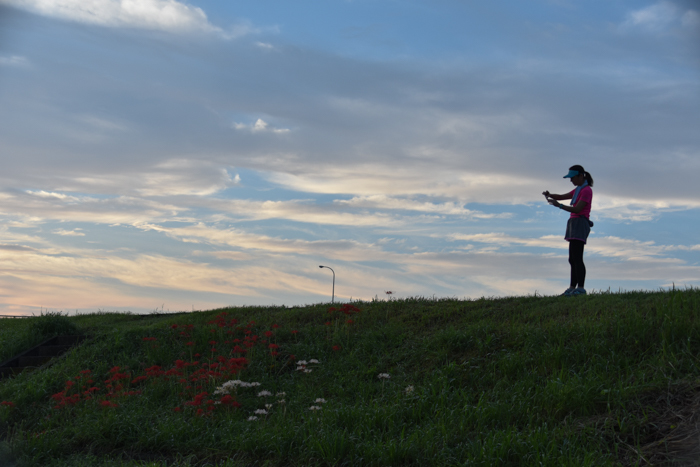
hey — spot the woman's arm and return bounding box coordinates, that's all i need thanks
[550,199,587,214]
[542,191,573,201]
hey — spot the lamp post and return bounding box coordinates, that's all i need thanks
[318,265,335,303]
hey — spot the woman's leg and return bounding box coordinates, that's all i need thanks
[568,240,586,288]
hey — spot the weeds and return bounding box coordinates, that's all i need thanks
[0,289,699,466]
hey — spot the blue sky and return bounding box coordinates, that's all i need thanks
[0,0,698,315]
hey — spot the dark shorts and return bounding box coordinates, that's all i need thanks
[565,217,591,244]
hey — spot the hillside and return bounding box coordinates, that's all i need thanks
[1,290,700,466]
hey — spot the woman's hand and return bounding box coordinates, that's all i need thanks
[548,199,561,208]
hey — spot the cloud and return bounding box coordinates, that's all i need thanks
[53,228,85,236]
[336,195,511,219]
[3,0,225,35]
[233,118,290,134]
[0,55,30,67]
[620,1,700,33]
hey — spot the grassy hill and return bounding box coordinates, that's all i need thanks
[1,289,699,466]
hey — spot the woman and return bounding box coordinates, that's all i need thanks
[542,165,594,297]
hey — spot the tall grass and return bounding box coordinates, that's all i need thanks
[1,289,699,466]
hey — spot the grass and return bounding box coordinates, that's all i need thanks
[1,289,700,466]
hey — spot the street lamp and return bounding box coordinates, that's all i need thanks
[318,265,335,303]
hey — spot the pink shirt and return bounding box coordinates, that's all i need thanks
[569,186,592,219]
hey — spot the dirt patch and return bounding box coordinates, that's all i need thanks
[583,381,700,466]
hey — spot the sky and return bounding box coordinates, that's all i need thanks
[0,0,698,315]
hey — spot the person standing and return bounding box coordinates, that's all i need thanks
[542,165,594,297]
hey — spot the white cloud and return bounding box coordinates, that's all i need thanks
[620,1,699,33]
[53,228,85,236]
[233,118,290,134]
[336,195,511,219]
[0,55,31,67]
[4,0,224,35]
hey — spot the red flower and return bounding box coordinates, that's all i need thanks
[80,369,91,375]
[271,351,279,357]
[172,407,181,412]
[171,324,179,329]
[268,344,279,349]
[209,340,217,345]
[142,337,157,341]
[291,330,299,334]
[264,331,274,337]
[332,345,341,351]
[271,324,280,329]
[325,322,331,326]
[185,341,194,346]
[346,319,354,324]
[0,401,15,408]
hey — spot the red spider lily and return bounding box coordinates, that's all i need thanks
[291,330,299,334]
[264,331,274,337]
[185,342,194,346]
[80,369,91,375]
[325,322,331,326]
[0,401,15,408]
[332,345,341,351]
[131,376,148,384]
[218,394,241,408]
[172,407,181,412]
[271,324,280,329]
[271,351,279,357]
[184,392,209,407]
[142,337,157,342]
[109,366,121,373]
[175,360,187,369]
[289,354,296,360]
[268,343,279,349]
[100,401,118,408]
[209,340,217,345]
[171,324,179,329]
[346,319,354,324]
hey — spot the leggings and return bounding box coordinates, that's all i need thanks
[568,240,586,288]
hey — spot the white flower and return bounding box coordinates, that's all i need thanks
[278,399,286,404]
[296,360,308,365]
[296,366,305,371]
[309,406,322,411]
[254,409,268,415]
[315,398,326,404]
[309,359,320,364]
[405,385,414,395]
[276,392,286,397]
[249,382,261,387]
[247,416,258,421]
[257,390,272,397]
[265,404,273,409]
[303,369,312,373]
[378,373,390,379]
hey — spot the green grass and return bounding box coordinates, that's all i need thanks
[1,289,700,466]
